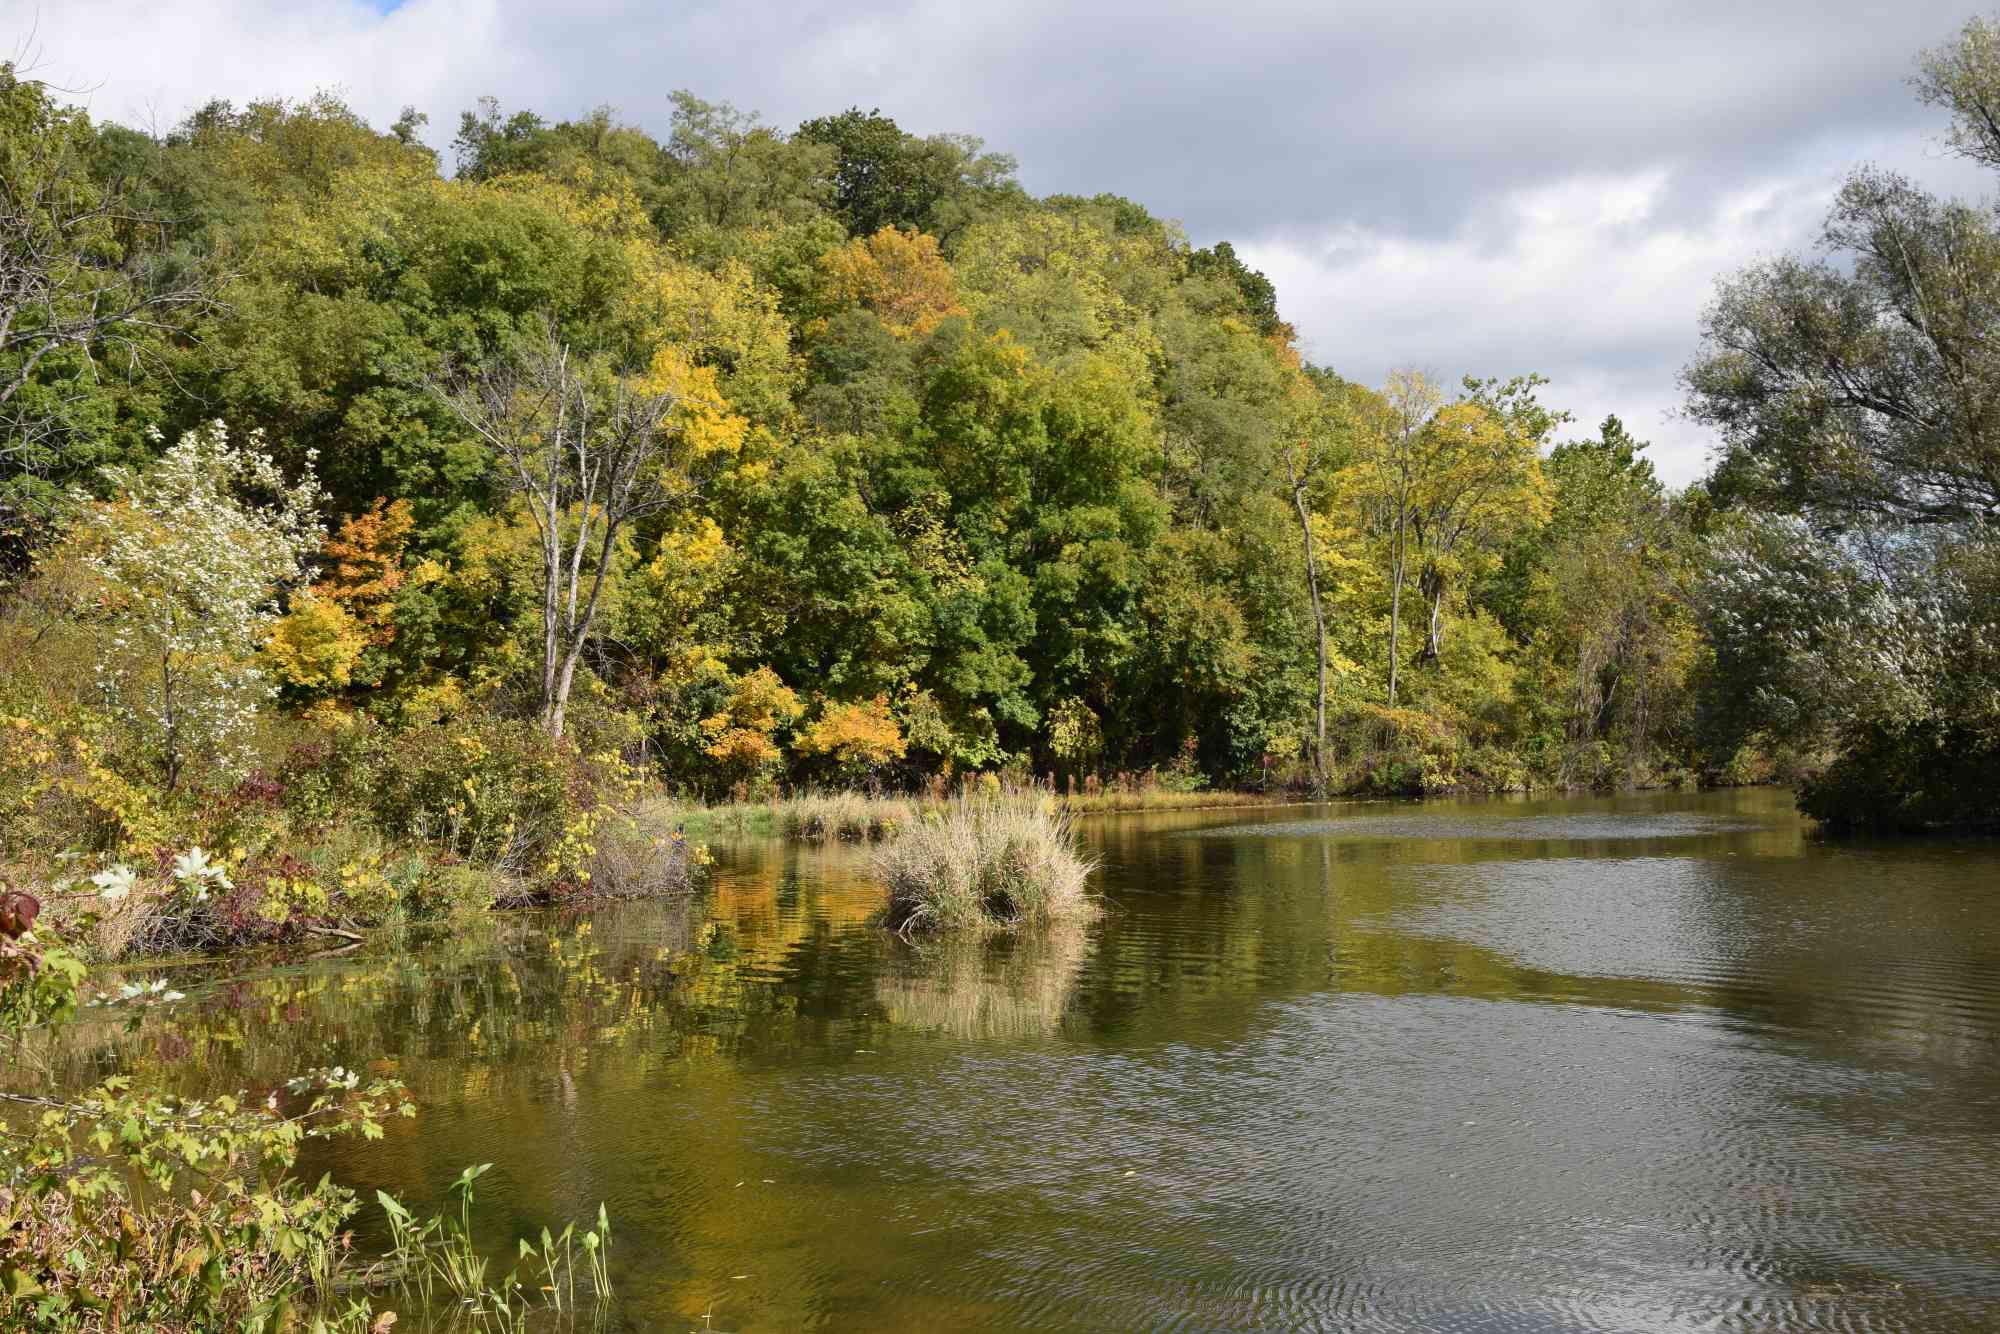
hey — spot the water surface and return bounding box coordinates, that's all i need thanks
[55,789,2000,1331]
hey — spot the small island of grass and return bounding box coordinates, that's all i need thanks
[876,798,1098,933]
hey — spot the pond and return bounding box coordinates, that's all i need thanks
[51,788,2000,1331]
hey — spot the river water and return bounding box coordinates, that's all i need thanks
[56,788,2000,1331]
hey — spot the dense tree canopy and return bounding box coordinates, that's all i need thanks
[12,46,1940,818]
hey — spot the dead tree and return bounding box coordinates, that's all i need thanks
[429,326,683,739]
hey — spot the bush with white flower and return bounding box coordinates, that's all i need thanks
[77,420,324,791]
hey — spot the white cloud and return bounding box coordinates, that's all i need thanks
[16,0,506,140]
[1240,163,1847,483]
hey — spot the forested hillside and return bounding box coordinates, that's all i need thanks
[0,75,1720,803]
[3,15,1994,908]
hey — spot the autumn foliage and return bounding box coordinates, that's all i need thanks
[821,226,966,338]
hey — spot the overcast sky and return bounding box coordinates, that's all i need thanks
[11,0,1993,481]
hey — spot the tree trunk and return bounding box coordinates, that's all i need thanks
[540,500,563,735]
[159,650,181,792]
[1418,564,1445,664]
[1290,468,1328,790]
[429,333,678,745]
[1388,515,1406,708]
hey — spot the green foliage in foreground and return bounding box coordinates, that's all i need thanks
[0,921,617,1330]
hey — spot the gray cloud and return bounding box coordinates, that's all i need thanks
[17,0,1994,480]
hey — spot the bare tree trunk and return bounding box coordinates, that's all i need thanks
[1388,511,1406,708]
[159,649,181,792]
[1378,369,1443,712]
[547,502,621,739]
[1289,460,1328,790]
[1418,565,1446,664]
[541,494,562,732]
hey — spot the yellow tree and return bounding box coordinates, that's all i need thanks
[793,695,907,785]
[314,497,414,649]
[1342,370,1444,707]
[700,666,802,789]
[951,210,1148,366]
[1406,380,1556,668]
[263,594,366,693]
[819,226,965,338]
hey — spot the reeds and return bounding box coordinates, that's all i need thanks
[780,790,918,842]
[874,796,1097,933]
[373,1163,613,1329]
[1055,787,1274,815]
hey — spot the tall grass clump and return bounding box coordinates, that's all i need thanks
[875,797,1097,933]
[783,790,918,842]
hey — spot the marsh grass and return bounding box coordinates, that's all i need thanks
[781,790,919,842]
[649,785,1283,852]
[642,792,920,845]
[874,797,1097,933]
[1056,788,1278,815]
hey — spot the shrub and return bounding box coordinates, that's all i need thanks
[74,421,325,792]
[280,713,581,876]
[1800,721,2000,833]
[0,707,168,861]
[875,797,1097,933]
[573,814,707,899]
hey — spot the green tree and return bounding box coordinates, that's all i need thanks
[1186,240,1285,338]
[794,107,1021,240]
[0,66,214,536]
[1686,18,2000,530]
[1684,13,2000,827]
[654,92,833,237]
[1408,377,1558,666]
[1496,416,1699,784]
